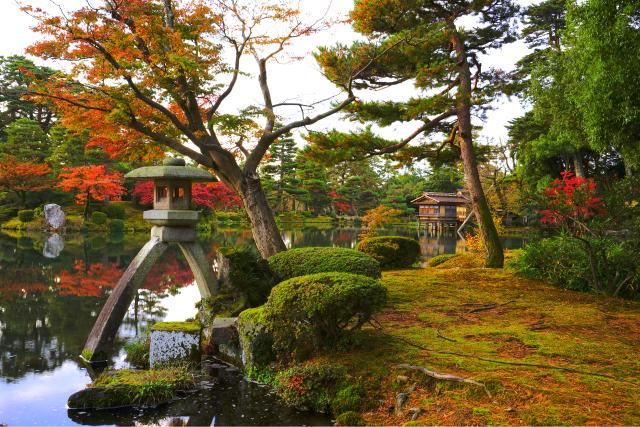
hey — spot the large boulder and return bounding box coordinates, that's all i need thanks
[43,204,65,230]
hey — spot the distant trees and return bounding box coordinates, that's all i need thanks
[58,166,126,217]
[0,156,53,206]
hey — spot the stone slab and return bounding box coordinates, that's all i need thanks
[151,226,197,242]
[150,325,201,368]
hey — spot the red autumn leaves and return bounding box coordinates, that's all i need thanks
[540,171,605,227]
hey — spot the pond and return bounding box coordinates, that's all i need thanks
[0,227,527,426]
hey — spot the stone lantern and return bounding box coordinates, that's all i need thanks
[125,157,215,242]
[83,158,219,363]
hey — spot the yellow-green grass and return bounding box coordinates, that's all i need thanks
[307,252,640,426]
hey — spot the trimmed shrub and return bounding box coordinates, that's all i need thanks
[356,236,421,269]
[267,247,381,281]
[274,363,347,413]
[91,211,108,225]
[263,272,387,358]
[109,219,125,233]
[105,203,125,219]
[18,209,35,222]
[428,253,460,267]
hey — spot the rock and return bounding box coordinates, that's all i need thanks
[408,407,423,421]
[396,374,409,384]
[43,233,64,259]
[149,321,201,368]
[211,317,241,364]
[237,307,275,369]
[43,204,65,230]
[395,392,409,415]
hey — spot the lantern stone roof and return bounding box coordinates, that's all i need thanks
[124,158,216,182]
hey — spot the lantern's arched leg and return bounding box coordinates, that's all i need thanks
[83,237,170,362]
[177,242,218,298]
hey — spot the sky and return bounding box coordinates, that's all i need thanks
[0,0,534,153]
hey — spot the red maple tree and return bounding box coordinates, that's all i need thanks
[58,165,126,217]
[0,156,53,206]
[540,171,605,234]
[132,180,242,211]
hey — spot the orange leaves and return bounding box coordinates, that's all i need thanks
[58,165,126,205]
[0,157,53,193]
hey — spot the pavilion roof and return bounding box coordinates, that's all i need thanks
[410,192,469,205]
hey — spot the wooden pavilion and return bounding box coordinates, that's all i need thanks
[411,191,470,234]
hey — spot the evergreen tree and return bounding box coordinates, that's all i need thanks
[1,118,49,162]
[308,0,519,267]
[261,135,299,213]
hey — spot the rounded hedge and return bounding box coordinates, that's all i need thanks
[356,236,421,269]
[428,253,460,267]
[91,211,108,225]
[18,209,35,222]
[109,219,125,233]
[264,272,387,357]
[105,203,125,219]
[267,247,381,281]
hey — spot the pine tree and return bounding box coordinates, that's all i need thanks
[309,0,519,267]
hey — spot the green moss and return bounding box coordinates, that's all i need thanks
[427,253,460,267]
[335,411,366,426]
[274,363,348,413]
[81,349,93,361]
[268,247,381,281]
[68,366,195,409]
[151,321,201,333]
[237,306,275,370]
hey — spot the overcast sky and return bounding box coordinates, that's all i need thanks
[0,0,535,153]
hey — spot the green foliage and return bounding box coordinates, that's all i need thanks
[1,118,49,162]
[428,253,460,267]
[274,363,347,413]
[510,235,639,297]
[109,219,125,233]
[263,272,387,358]
[90,211,108,225]
[219,247,279,307]
[267,247,381,281]
[331,384,366,414]
[335,411,366,426]
[151,321,200,333]
[124,337,150,369]
[17,209,34,222]
[0,206,17,222]
[356,236,421,269]
[105,203,125,219]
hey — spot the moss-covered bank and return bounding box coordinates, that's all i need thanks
[248,251,640,425]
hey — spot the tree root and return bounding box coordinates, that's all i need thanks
[396,363,492,398]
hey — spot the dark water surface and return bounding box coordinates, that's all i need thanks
[0,227,527,426]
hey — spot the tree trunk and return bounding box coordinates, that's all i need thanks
[573,153,586,178]
[238,174,287,258]
[451,31,504,268]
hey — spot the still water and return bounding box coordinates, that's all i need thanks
[0,227,526,426]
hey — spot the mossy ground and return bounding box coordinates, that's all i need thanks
[151,321,201,333]
[304,252,640,425]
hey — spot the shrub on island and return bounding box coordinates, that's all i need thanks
[356,236,421,269]
[263,272,387,358]
[267,247,381,281]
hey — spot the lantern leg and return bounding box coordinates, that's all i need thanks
[177,242,219,298]
[83,237,170,363]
